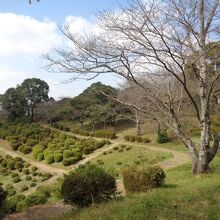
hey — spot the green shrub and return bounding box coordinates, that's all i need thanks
[37,153,44,161]
[113,146,119,151]
[122,165,165,193]
[125,146,131,151]
[143,137,151,143]
[129,136,136,142]
[26,139,39,147]
[11,173,19,178]
[30,183,37,188]
[15,161,24,169]
[61,164,117,207]
[157,130,169,143]
[20,185,29,192]
[31,166,38,172]
[19,145,32,154]
[33,145,45,159]
[25,175,32,181]
[23,169,30,175]
[41,173,52,181]
[10,141,22,151]
[135,136,143,142]
[32,171,38,177]
[54,153,63,162]
[45,154,54,164]
[7,160,15,170]
[13,177,21,183]
[63,150,73,159]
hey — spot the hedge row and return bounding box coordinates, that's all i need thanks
[124,135,151,143]
[0,122,110,167]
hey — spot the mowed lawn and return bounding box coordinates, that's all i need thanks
[91,145,173,177]
[59,157,220,220]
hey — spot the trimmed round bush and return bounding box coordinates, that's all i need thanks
[20,185,29,192]
[143,137,151,143]
[15,161,24,169]
[33,145,45,159]
[30,182,37,188]
[23,169,30,175]
[13,177,21,183]
[26,139,39,147]
[45,154,54,164]
[61,164,117,207]
[19,145,32,154]
[54,153,63,163]
[7,160,15,170]
[37,153,44,161]
[122,165,165,193]
[26,175,32,181]
[63,150,73,159]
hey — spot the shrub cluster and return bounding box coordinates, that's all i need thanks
[0,122,109,166]
[124,135,151,143]
[61,164,117,207]
[122,165,165,193]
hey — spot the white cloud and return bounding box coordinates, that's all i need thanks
[0,66,28,94]
[0,13,61,56]
[64,16,100,35]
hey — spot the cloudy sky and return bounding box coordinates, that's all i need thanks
[0,0,124,99]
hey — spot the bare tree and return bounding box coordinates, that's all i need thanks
[45,0,220,174]
[117,82,145,136]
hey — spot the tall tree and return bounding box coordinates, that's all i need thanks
[46,0,220,174]
[20,78,49,120]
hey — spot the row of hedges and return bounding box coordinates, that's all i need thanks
[71,128,117,139]
[124,135,151,143]
[0,122,110,167]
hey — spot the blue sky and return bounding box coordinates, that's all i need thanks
[0,0,125,99]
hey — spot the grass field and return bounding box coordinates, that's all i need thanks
[91,144,173,178]
[59,156,220,220]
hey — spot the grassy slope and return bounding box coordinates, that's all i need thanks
[91,145,172,177]
[59,157,220,220]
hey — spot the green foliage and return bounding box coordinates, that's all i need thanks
[157,130,169,143]
[122,165,165,193]
[45,154,54,164]
[124,135,151,143]
[54,153,63,162]
[61,164,117,207]
[33,144,45,159]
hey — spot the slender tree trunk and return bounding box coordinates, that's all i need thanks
[92,123,95,132]
[103,120,107,130]
[135,110,141,136]
[80,121,84,130]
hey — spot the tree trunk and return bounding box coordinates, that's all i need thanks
[80,121,84,130]
[135,110,141,136]
[92,123,95,132]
